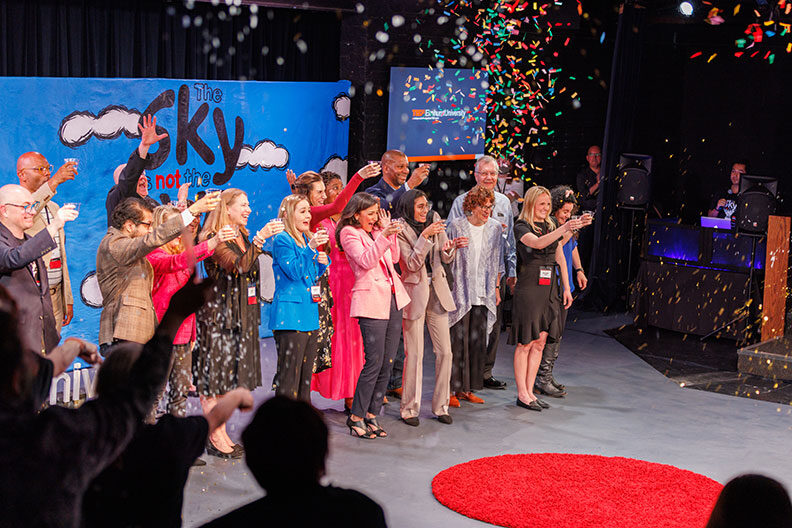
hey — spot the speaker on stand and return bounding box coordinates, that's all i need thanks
[617,153,652,285]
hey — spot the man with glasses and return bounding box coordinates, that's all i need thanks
[448,155,517,393]
[0,184,78,355]
[577,145,602,212]
[17,152,78,333]
[105,114,166,226]
[97,194,219,351]
[708,161,748,219]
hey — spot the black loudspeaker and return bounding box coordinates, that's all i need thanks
[617,153,652,206]
[736,174,778,233]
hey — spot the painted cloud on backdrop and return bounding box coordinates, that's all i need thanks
[332,93,350,122]
[236,139,290,171]
[321,155,348,181]
[59,105,142,147]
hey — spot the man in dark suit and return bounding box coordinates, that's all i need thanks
[0,184,77,354]
[105,114,167,226]
[365,150,430,216]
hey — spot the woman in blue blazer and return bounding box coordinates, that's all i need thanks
[270,194,330,401]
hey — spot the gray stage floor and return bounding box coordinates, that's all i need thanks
[182,312,792,527]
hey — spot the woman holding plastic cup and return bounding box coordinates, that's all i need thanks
[270,194,330,401]
[195,188,284,458]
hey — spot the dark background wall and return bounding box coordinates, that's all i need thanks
[1,0,786,221]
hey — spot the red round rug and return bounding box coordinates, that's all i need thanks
[432,453,723,528]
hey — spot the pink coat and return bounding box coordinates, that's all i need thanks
[339,225,410,319]
[147,241,214,345]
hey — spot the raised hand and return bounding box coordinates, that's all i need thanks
[453,236,469,249]
[258,219,285,241]
[382,218,403,238]
[56,204,79,224]
[317,251,329,265]
[138,114,169,148]
[358,162,381,180]
[188,191,221,214]
[406,163,430,188]
[421,219,446,239]
[177,182,191,203]
[286,169,297,187]
[378,209,392,230]
[442,239,455,252]
[50,161,78,189]
[309,228,330,249]
[217,225,237,242]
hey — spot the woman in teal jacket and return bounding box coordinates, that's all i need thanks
[270,194,330,401]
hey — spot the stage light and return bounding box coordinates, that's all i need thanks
[679,2,694,16]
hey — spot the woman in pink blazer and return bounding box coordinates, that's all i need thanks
[337,193,410,439]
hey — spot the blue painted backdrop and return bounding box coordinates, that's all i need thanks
[0,77,350,344]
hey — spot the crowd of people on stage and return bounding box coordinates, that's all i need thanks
[1,110,791,528]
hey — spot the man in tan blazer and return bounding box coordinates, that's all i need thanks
[16,152,78,333]
[97,194,218,348]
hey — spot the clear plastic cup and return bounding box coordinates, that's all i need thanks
[64,202,80,213]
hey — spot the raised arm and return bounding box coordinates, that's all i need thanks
[147,240,214,274]
[309,172,366,228]
[340,227,393,271]
[107,214,183,266]
[398,233,431,273]
[0,229,56,273]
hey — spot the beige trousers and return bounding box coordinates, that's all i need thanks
[49,282,63,333]
[400,289,453,418]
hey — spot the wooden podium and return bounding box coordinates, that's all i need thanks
[760,215,790,341]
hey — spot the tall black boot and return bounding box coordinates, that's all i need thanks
[534,341,566,397]
[546,340,566,391]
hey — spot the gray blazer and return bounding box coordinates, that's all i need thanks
[397,212,456,321]
[446,216,505,336]
[0,222,59,354]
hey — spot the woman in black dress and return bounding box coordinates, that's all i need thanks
[510,186,582,411]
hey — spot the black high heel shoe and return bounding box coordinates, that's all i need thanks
[364,416,388,438]
[346,417,376,439]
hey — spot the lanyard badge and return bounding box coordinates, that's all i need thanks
[247,283,257,305]
[539,266,552,286]
[311,284,321,303]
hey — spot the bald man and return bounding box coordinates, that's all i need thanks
[0,184,78,354]
[104,114,166,226]
[364,150,430,217]
[17,151,77,331]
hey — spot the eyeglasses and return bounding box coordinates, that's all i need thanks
[478,203,495,211]
[475,171,499,178]
[587,153,602,158]
[4,202,40,213]
[23,165,53,175]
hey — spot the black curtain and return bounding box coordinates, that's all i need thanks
[0,0,341,81]
[586,1,648,311]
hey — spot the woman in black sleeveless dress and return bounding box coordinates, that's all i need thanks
[509,186,581,411]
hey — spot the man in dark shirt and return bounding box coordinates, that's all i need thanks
[576,145,601,212]
[0,278,214,528]
[83,384,254,528]
[204,396,386,528]
[201,396,387,528]
[105,114,167,226]
[708,161,747,219]
[365,149,430,216]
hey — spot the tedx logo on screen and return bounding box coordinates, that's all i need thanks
[411,108,466,121]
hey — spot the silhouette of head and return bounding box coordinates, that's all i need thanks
[706,474,792,528]
[242,396,328,493]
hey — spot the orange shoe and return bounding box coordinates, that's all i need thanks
[457,391,484,404]
[383,396,389,404]
[449,394,461,408]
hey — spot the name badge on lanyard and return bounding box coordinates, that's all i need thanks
[50,257,62,270]
[311,284,321,303]
[539,266,552,286]
[247,283,257,305]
